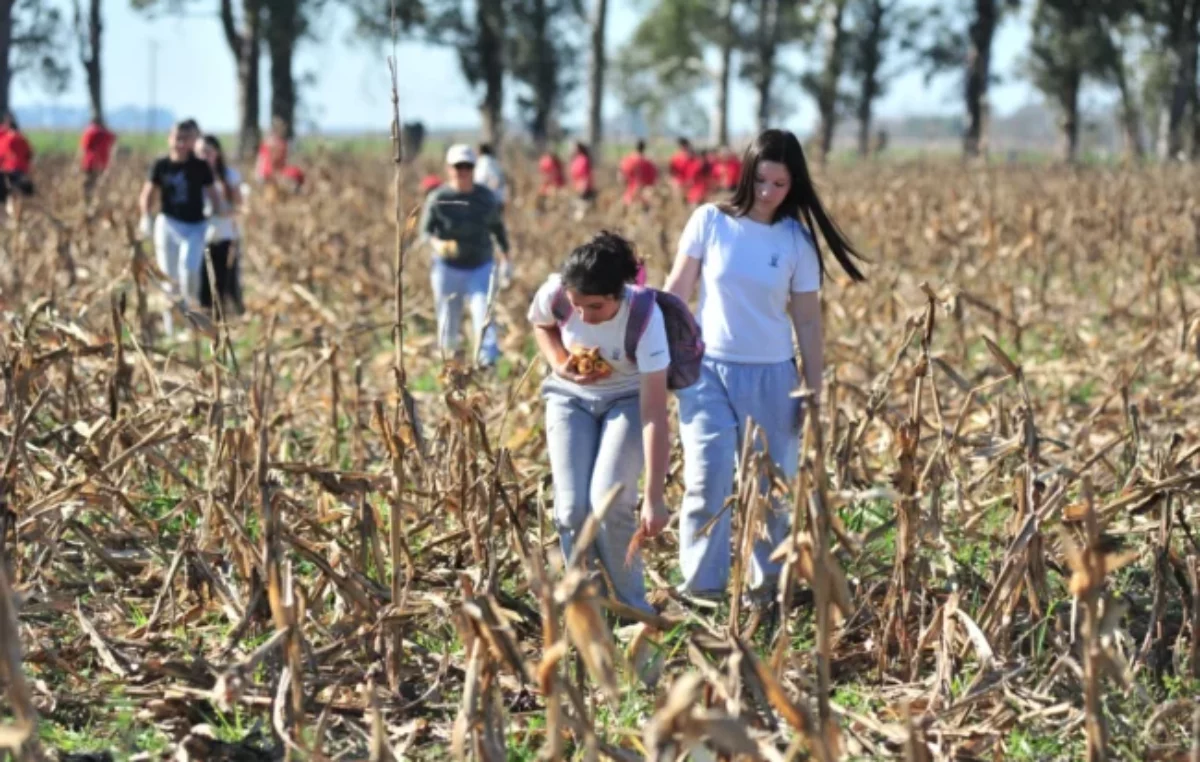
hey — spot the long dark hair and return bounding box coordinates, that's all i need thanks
[203,134,233,204]
[721,129,865,282]
[561,230,639,298]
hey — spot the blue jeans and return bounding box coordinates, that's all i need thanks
[430,258,498,364]
[543,377,652,613]
[677,357,801,597]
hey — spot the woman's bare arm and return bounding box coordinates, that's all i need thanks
[788,290,824,405]
[664,252,701,302]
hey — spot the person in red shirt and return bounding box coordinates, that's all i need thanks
[682,149,713,206]
[0,113,35,222]
[80,117,117,200]
[537,149,565,197]
[420,173,443,197]
[256,117,305,193]
[619,139,659,208]
[569,142,595,219]
[668,137,694,192]
[715,146,742,192]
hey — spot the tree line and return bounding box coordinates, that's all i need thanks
[2,0,1200,163]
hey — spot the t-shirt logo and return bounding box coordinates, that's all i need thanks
[165,171,189,206]
[769,253,780,268]
[611,348,622,361]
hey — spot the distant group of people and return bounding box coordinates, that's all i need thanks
[0,111,120,222]
[532,137,742,213]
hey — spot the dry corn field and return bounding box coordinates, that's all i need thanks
[1,151,1199,761]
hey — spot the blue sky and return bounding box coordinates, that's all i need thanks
[14,0,1049,135]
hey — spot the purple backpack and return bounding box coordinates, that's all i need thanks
[551,285,705,390]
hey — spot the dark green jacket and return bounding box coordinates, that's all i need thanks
[418,184,509,270]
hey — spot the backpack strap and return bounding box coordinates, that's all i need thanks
[550,286,573,322]
[624,287,656,367]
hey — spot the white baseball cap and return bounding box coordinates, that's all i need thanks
[445,144,477,166]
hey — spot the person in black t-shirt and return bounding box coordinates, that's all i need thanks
[138,121,218,336]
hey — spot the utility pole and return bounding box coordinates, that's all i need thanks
[147,38,158,135]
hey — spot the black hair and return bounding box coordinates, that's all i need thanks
[180,118,199,133]
[574,142,590,160]
[721,128,866,282]
[677,137,691,150]
[204,135,233,204]
[560,230,640,298]
[3,112,18,130]
[636,139,647,153]
[478,142,493,155]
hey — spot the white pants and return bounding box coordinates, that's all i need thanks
[153,215,208,335]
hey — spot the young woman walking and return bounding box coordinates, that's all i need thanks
[529,231,671,614]
[665,128,865,603]
[139,121,220,336]
[196,134,244,317]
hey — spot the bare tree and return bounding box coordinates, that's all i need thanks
[586,0,606,150]
[72,0,102,124]
[0,0,70,117]
[219,0,262,160]
[814,0,849,162]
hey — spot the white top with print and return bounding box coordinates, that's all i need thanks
[677,203,820,364]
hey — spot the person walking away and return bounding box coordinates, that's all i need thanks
[80,117,117,201]
[473,143,506,209]
[419,144,512,367]
[664,128,866,606]
[196,135,245,318]
[569,142,596,220]
[537,148,566,213]
[715,146,742,192]
[0,114,35,224]
[473,143,512,287]
[668,137,693,195]
[528,231,671,615]
[138,121,220,337]
[682,149,712,207]
[619,139,659,209]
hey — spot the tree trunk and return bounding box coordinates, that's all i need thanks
[1192,78,1200,159]
[754,0,781,134]
[964,0,997,158]
[266,0,299,137]
[815,0,848,162]
[0,0,13,118]
[586,0,607,150]
[529,0,554,146]
[478,0,505,147]
[1113,54,1143,160]
[221,0,262,162]
[1164,0,1199,160]
[710,0,734,146]
[855,0,884,157]
[73,0,103,123]
[1058,74,1080,163]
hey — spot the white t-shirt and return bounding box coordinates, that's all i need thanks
[678,203,820,364]
[205,166,242,242]
[473,155,506,204]
[528,275,671,398]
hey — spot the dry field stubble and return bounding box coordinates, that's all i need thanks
[0,153,1199,760]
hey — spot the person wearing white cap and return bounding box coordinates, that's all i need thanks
[418,143,513,366]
